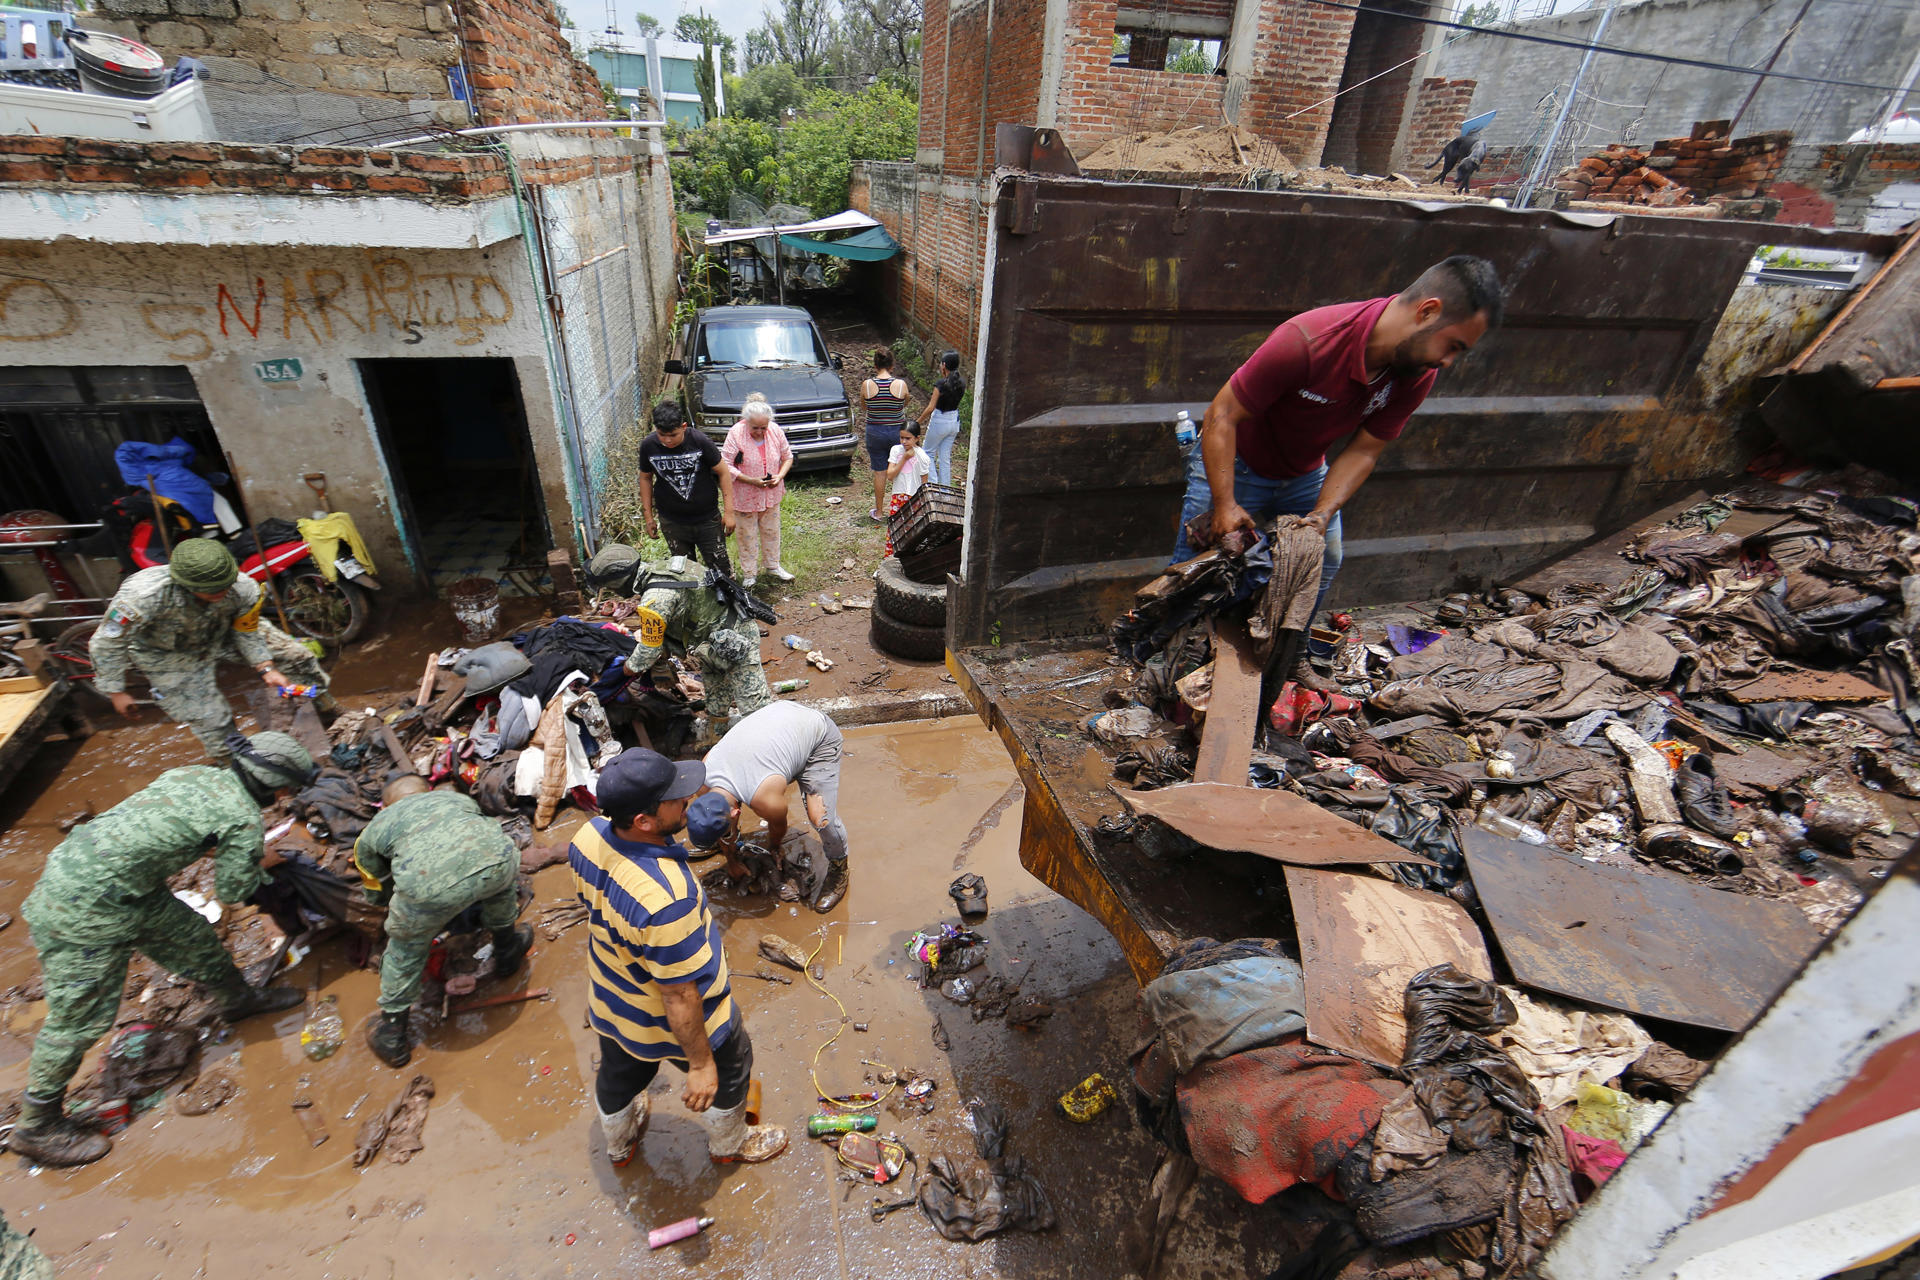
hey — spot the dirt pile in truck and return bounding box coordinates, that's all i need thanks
[1094,468,1918,1276]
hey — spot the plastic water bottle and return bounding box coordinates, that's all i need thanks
[299,993,344,1060]
[1174,409,1197,457]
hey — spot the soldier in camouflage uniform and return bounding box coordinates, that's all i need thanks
[13,731,317,1168]
[0,1209,52,1280]
[621,557,771,732]
[90,540,334,761]
[353,776,533,1068]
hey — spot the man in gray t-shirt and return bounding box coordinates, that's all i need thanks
[685,701,851,911]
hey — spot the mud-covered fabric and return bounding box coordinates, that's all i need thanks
[22,891,240,1097]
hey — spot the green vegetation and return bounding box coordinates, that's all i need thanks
[668,82,917,216]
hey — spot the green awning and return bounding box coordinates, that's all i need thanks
[778,225,901,261]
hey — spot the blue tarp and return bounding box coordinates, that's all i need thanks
[116,437,221,524]
[777,225,901,261]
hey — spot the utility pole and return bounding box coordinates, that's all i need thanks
[1516,0,1623,209]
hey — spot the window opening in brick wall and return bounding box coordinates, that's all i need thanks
[1110,0,1230,74]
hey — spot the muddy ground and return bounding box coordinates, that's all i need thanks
[0,606,1317,1277]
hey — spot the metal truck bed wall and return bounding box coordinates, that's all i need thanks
[950,175,1894,649]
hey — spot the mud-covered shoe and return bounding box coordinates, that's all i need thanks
[812,860,849,913]
[491,925,534,980]
[705,1101,787,1164]
[1290,650,1339,695]
[213,978,306,1024]
[367,1010,412,1068]
[598,1094,650,1168]
[8,1093,109,1167]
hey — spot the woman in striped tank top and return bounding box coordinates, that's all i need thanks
[862,347,914,521]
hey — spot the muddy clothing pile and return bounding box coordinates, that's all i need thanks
[1106,482,1920,1273]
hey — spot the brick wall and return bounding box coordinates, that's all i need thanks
[1648,122,1792,199]
[1320,0,1424,175]
[1774,141,1920,232]
[456,0,605,125]
[1403,77,1474,174]
[0,133,511,196]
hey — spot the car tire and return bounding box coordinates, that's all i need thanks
[870,605,946,662]
[875,556,949,627]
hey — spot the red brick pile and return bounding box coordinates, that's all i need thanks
[1555,144,1693,207]
[1651,122,1792,200]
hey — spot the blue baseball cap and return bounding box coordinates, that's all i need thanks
[597,748,704,818]
[686,791,735,848]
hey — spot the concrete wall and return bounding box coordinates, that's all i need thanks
[0,238,560,583]
[1430,0,1920,150]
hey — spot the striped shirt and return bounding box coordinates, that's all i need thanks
[569,817,737,1062]
[864,376,907,434]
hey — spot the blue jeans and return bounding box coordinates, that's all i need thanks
[924,409,961,486]
[1171,451,1344,618]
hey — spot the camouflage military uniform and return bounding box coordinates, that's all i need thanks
[0,1210,52,1280]
[90,564,329,759]
[353,790,521,1014]
[20,766,269,1099]
[622,561,770,730]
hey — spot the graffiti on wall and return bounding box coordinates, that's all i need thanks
[0,256,515,358]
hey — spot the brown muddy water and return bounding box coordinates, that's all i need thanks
[0,625,1314,1277]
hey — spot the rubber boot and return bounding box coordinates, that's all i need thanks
[704,1100,787,1164]
[8,1092,110,1167]
[491,925,534,981]
[598,1094,650,1168]
[812,859,850,913]
[367,1010,411,1068]
[211,975,306,1024]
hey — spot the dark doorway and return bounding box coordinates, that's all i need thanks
[358,358,551,595]
[0,366,223,522]
[1321,0,1428,175]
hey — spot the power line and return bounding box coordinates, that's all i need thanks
[1300,0,1920,97]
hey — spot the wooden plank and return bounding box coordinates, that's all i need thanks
[0,675,45,694]
[0,686,53,743]
[1193,619,1260,785]
[1119,783,1437,868]
[1285,865,1492,1069]
[0,684,62,794]
[1875,376,1920,391]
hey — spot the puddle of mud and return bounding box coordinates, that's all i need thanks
[1,683,1308,1277]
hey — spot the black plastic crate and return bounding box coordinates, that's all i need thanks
[888,483,964,558]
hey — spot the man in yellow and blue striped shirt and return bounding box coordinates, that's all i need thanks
[569,748,788,1167]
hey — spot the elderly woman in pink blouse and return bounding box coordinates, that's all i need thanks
[721,395,795,587]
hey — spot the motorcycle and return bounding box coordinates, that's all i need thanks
[46,490,379,684]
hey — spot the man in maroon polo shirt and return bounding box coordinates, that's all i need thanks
[1170,257,1505,628]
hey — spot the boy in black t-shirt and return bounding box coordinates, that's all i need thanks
[638,399,735,574]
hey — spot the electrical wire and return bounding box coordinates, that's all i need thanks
[803,924,897,1112]
[1299,0,1920,96]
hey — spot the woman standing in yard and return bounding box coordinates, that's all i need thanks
[882,422,932,556]
[862,348,914,522]
[723,394,794,588]
[917,350,965,487]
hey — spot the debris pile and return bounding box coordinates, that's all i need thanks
[1098,472,1918,1272]
[1555,144,1693,208]
[1554,122,1792,211]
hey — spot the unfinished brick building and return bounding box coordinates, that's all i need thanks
[854,0,1453,359]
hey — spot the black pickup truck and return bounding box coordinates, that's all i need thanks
[664,305,855,472]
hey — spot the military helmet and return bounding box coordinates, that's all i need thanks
[227,730,317,792]
[168,539,239,592]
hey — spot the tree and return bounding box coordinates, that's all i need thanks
[669,113,778,212]
[693,30,719,121]
[674,10,736,71]
[1458,1,1501,26]
[776,82,917,212]
[728,62,805,121]
[632,10,664,36]
[839,0,920,91]
[746,0,835,80]
[1166,37,1209,74]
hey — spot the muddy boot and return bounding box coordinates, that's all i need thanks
[598,1094,650,1168]
[211,976,306,1024]
[705,1100,787,1164]
[367,1011,412,1068]
[1290,650,1339,695]
[491,925,534,981]
[8,1092,109,1168]
[812,859,849,913]
[314,692,341,725]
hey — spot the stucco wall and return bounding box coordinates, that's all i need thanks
[0,238,563,584]
[1430,0,1920,150]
